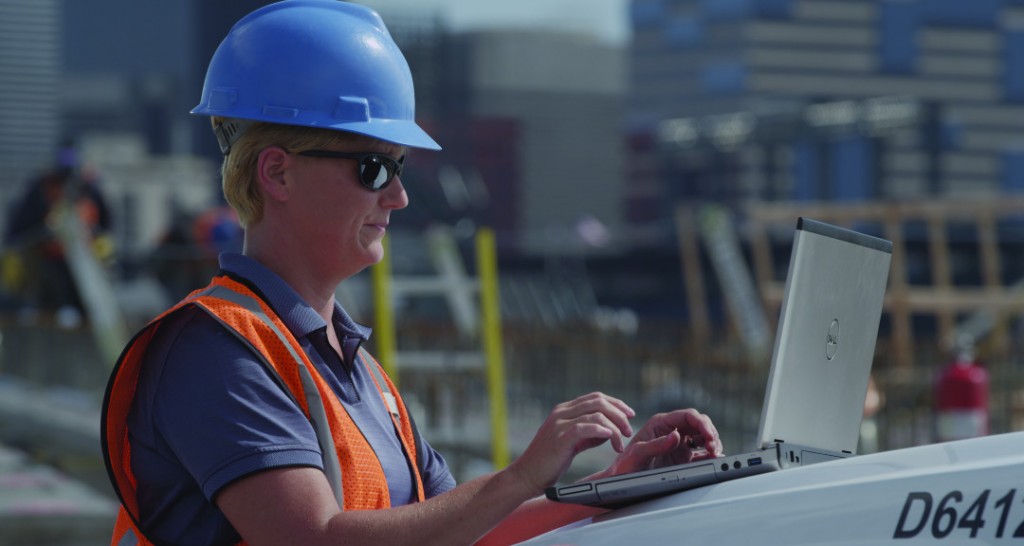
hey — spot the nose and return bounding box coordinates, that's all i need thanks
[382,175,409,210]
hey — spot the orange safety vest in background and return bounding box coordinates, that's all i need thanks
[102,276,425,546]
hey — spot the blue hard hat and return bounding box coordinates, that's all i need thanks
[191,0,440,152]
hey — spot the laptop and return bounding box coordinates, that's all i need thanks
[545,217,892,508]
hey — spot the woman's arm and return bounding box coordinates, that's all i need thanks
[476,408,724,545]
[218,392,636,546]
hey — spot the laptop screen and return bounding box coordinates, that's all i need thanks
[757,218,892,454]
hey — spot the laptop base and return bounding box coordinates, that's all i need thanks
[545,442,851,508]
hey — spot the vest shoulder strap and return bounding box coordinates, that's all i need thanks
[192,281,346,508]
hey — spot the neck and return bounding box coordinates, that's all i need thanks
[243,224,337,323]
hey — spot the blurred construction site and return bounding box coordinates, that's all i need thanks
[3,195,1024,544]
[5,0,1024,544]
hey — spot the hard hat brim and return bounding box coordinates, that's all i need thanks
[190,109,443,152]
[334,119,442,151]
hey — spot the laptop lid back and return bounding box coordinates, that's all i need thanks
[756,218,892,454]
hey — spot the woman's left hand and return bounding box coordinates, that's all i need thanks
[596,409,724,479]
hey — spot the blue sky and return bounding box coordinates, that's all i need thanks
[358,0,631,44]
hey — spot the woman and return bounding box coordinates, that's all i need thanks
[102,2,723,545]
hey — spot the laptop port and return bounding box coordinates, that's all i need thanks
[747,457,762,466]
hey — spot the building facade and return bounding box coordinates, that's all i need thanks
[0,0,61,203]
[628,0,1024,221]
[383,19,629,257]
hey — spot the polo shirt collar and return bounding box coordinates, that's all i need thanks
[218,252,372,344]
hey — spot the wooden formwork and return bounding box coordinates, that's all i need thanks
[677,199,1024,369]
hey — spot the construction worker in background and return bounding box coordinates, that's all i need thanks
[149,203,243,302]
[101,2,723,545]
[3,138,113,323]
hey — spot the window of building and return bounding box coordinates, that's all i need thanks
[791,139,820,201]
[665,16,705,48]
[699,61,747,94]
[1004,29,1024,102]
[1001,149,1024,193]
[922,0,998,28]
[632,0,669,28]
[879,1,919,74]
[701,0,751,21]
[830,135,875,201]
[753,0,792,19]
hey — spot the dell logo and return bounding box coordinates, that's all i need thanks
[825,319,840,360]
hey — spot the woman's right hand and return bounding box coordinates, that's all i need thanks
[505,392,636,496]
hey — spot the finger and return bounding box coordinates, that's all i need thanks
[564,419,618,453]
[600,392,637,419]
[634,430,682,462]
[638,411,722,459]
[683,432,719,457]
[583,412,628,453]
[673,410,717,436]
[688,449,720,462]
[694,414,724,456]
[610,430,682,475]
[661,410,722,455]
[573,392,636,422]
[690,428,723,457]
[583,392,636,431]
[558,393,635,439]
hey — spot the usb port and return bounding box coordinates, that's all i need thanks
[747,457,762,466]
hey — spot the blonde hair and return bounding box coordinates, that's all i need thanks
[213,117,364,226]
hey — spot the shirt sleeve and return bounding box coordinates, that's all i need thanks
[408,411,457,498]
[420,444,457,498]
[141,306,324,500]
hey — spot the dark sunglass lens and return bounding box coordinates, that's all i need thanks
[359,157,391,190]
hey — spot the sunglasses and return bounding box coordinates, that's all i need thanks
[296,150,405,191]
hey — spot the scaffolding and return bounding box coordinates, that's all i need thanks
[676,198,1024,369]
[371,225,510,470]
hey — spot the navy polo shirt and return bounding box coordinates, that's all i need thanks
[127,253,456,545]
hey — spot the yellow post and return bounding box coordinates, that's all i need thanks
[371,235,399,383]
[476,227,510,469]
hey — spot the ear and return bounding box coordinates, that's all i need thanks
[256,146,292,203]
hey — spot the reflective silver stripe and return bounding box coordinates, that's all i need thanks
[358,348,423,501]
[198,285,346,509]
[359,348,400,418]
[117,529,138,546]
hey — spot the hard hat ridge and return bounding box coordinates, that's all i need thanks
[192,0,441,152]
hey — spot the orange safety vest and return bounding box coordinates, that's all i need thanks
[101,275,425,546]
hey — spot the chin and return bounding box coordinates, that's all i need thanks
[363,244,385,266]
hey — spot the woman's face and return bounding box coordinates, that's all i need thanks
[285,140,409,280]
